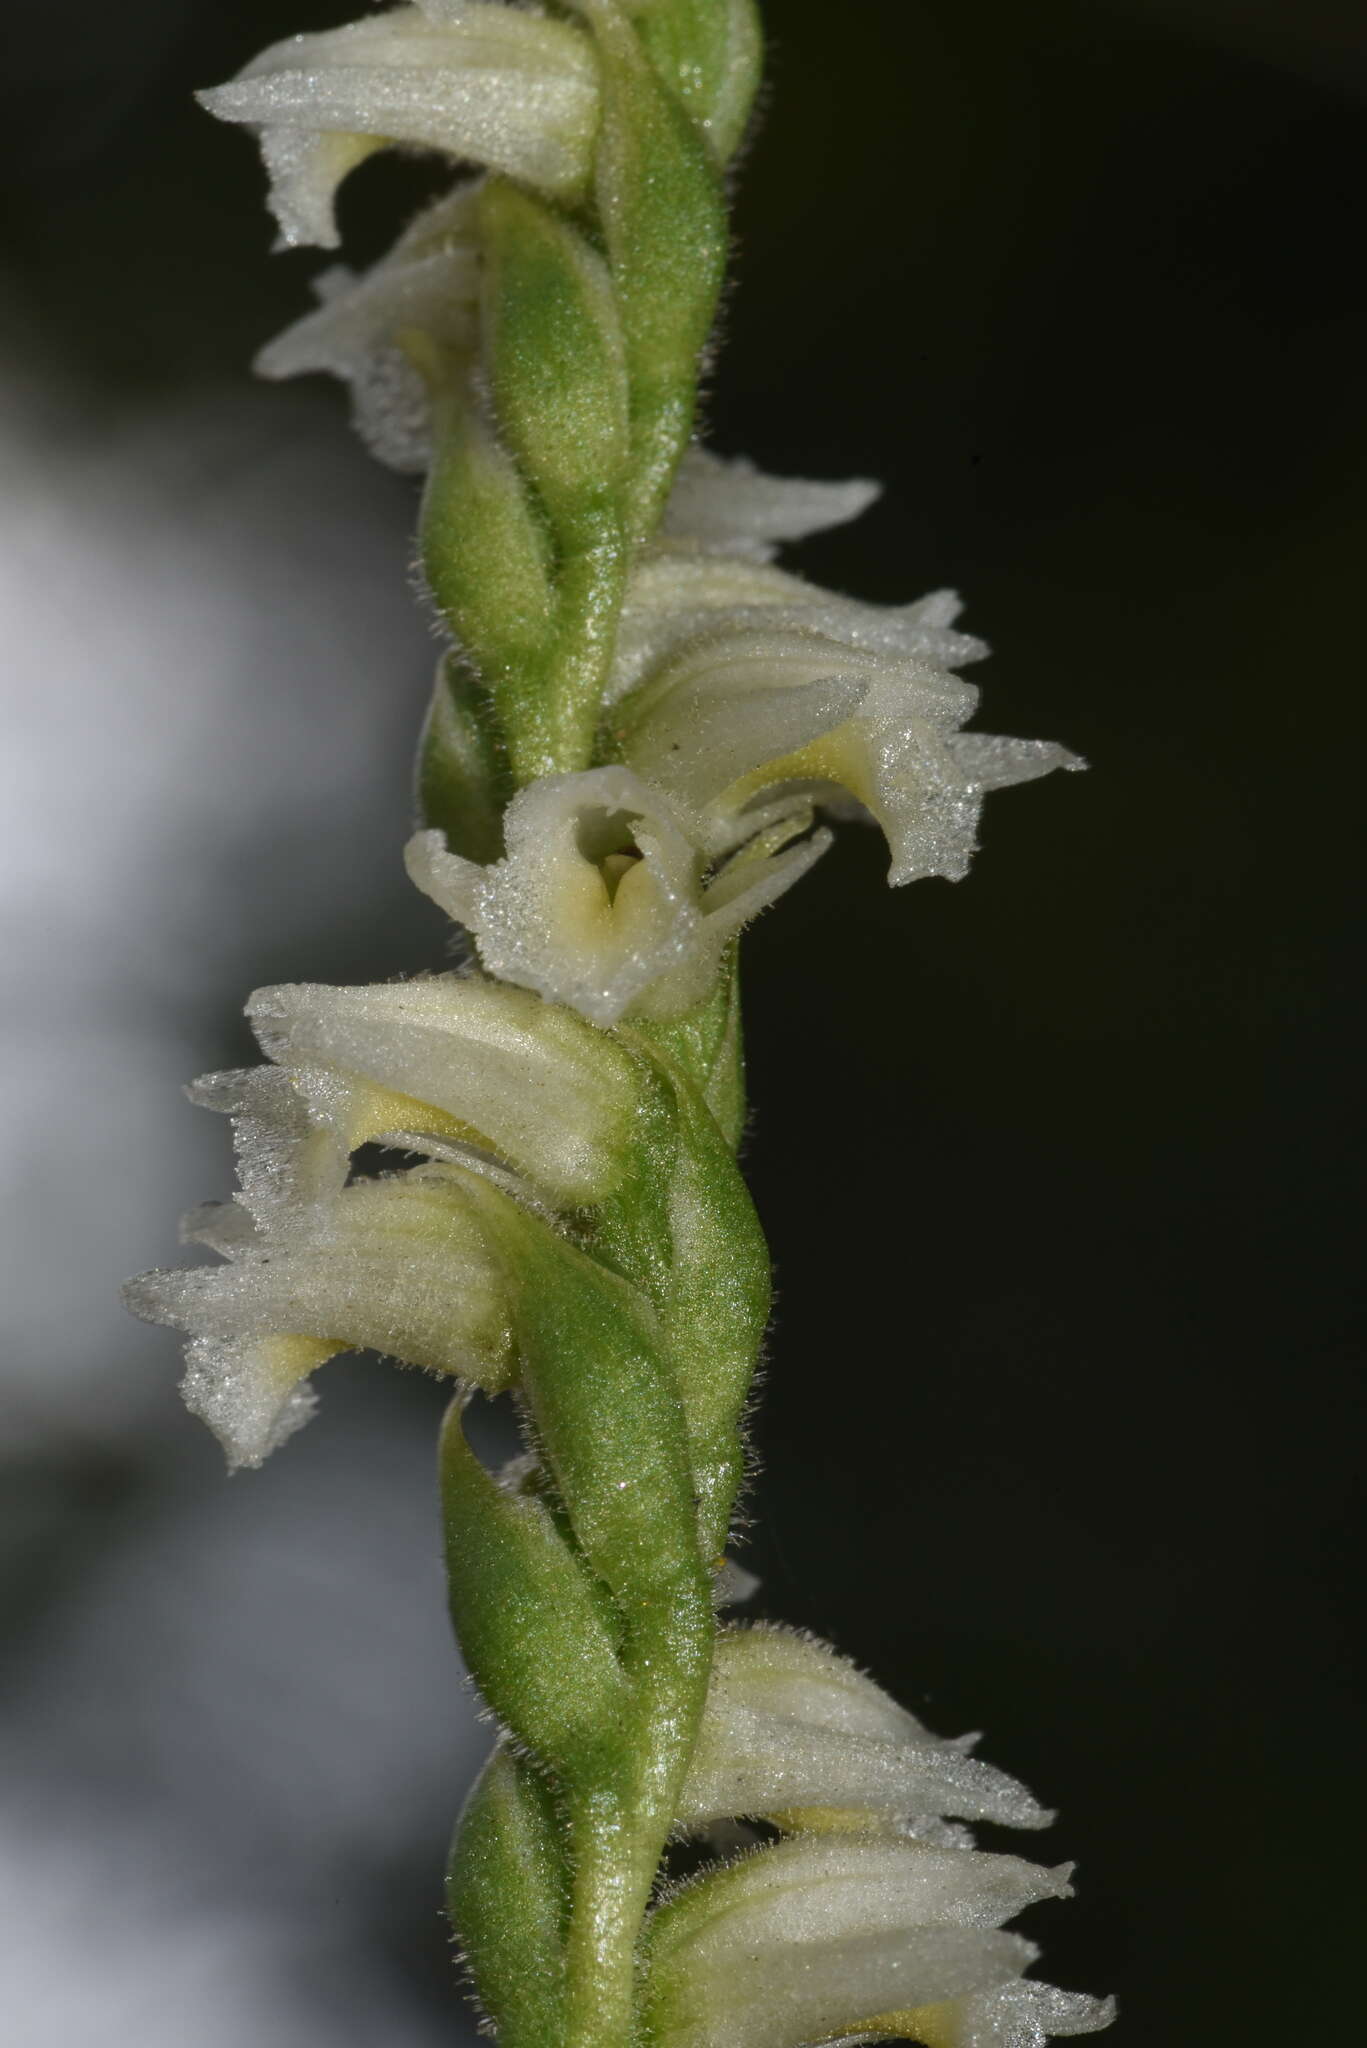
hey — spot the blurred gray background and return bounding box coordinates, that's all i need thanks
[2,1,1364,2042]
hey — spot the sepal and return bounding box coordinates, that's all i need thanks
[440,1395,632,1781]
[659,448,881,561]
[448,1745,569,2048]
[124,1167,518,1467]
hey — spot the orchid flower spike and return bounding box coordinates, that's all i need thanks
[136,7,1113,2044]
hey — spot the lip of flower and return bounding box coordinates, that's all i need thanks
[197,2,599,249]
[405,764,831,1027]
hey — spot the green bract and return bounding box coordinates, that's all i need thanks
[126,5,1109,2046]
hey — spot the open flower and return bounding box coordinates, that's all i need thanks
[607,451,1082,886]
[199,1,598,247]
[406,764,830,1026]
[643,1833,1106,2048]
[123,970,650,1465]
[125,1163,517,1469]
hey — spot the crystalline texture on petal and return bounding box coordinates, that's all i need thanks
[679,1626,1053,1833]
[244,971,643,1205]
[123,1164,518,1466]
[661,448,881,560]
[179,1334,327,1471]
[254,186,481,469]
[185,1066,350,1234]
[609,554,988,704]
[198,5,599,247]
[406,768,825,1026]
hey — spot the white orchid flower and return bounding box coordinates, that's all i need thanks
[199,2,598,248]
[680,1625,1053,1834]
[406,764,830,1026]
[123,969,653,1464]
[643,1832,1090,2048]
[615,620,1079,885]
[125,1164,517,1469]
[602,448,1082,885]
[254,185,482,470]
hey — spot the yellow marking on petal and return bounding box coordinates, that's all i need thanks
[841,2002,959,2047]
[771,1805,899,1835]
[725,723,874,813]
[341,1081,488,1155]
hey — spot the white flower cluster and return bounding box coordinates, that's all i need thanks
[646,1624,1114,2048]
[203,12,1082,1031]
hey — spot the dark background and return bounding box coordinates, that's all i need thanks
[1,2,1362,2042]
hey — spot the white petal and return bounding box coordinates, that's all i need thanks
[646,1834,1067,2048]
[185,1066,349,1233]
[610,553,986,703]
[179,1333,325,1470]
[407,772,701,1026]
[245,971,642,1205]
[124,1168,513,1387]
[199,6,598,247]
[945,734,1085,791]
[680,1627,1052,1832]
[950,1980,1117,2048]
[619,626,974,824]
[661,449,880,560]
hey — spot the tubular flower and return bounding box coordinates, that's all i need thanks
[406,764,829,1025]
[199,1,599,248]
